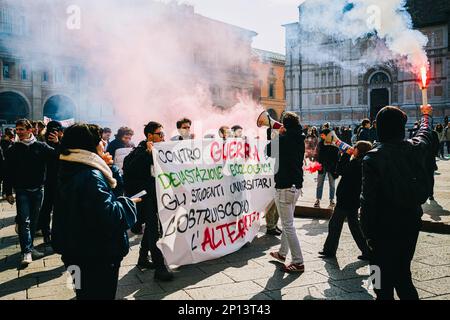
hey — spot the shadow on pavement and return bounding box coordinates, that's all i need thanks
[116,233,281,300]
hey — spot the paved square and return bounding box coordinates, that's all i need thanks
[1,159,449,300]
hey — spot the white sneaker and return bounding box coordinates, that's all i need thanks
[21,253,32,266]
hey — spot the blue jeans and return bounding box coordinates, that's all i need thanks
[316,172,336,201]
[16,188,44,254]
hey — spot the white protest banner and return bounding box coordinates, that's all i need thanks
[114,147,133,174]
[43,117,75,127]
[152,138,275,267]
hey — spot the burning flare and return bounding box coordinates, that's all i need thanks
[420,66,428,89]
[419,65,429,107]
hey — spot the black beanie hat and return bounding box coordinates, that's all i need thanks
[376,106,407,142]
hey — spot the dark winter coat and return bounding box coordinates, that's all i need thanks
[52,162,137,264]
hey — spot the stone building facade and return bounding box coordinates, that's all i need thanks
[251,49,286,121]
[0,0,256,128]
[284,0,450,126]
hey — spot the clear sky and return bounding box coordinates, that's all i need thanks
[178,0,303,54]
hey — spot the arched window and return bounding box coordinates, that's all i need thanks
[370,72,390,85]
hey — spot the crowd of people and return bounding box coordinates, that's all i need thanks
[0,107,446,300]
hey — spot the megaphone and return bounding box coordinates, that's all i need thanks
[256,111,283,130]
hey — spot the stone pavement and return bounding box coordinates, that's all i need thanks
[1,200,449,300]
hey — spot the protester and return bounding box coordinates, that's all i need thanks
[52,124,137,300]
[36,121,64,244]
[361,105,434,300]
[266,112,306,273]
[369,120,378,143]
[30,121,38,137]
[102,127,112,150]
[106,127,135,159]
[305,127,319,161]
[351,126,359,145]
[444,122,450,157]
[429,127,440,201]
[435,124,445,159]
[4,119,57,266]
[265,201,282,236]
[231,125,244,138]
[1,127,14,154]
[171,118,195,141]
[36,121,46,142]
[357,119,371,141]
[218,126,231,140]
[0,128,14,199]
[319,141,373,260]
[314,129,339,209]
[123,122,174,281]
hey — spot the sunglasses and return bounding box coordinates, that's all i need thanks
[153,132,165,138]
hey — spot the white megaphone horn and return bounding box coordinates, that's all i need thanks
[256,111,283,130]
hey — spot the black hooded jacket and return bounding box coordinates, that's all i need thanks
[266,127,305,189]
[360,114,433,240]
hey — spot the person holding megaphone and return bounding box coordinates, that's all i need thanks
[262,111,306,273]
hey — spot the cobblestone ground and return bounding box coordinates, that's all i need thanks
[1,199,449,300]
[1,157,449,300]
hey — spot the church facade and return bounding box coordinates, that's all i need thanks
[284,0,450,126]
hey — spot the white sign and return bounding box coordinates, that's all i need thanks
[114,147,133,174]
[152,138,275,267]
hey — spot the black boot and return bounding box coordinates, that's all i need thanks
[43,234,52,245]
[137,255,155,270]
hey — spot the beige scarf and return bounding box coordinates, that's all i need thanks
[60,149,117,189]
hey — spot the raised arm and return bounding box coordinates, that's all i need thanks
[410,105,433,152]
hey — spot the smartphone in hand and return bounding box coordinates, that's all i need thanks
[131,190,147,200]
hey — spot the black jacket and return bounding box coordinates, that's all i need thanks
[360,115,433,240]
[316,141,339,176]
[43,140,61,188]
[358,127,371,142]
[123,140,157,205]
[3,141,56,195]
[0,139,12,155]
[52,162,137,263]
[266,128,305,189]
[369,127,378,143]
[336,153,363,210]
